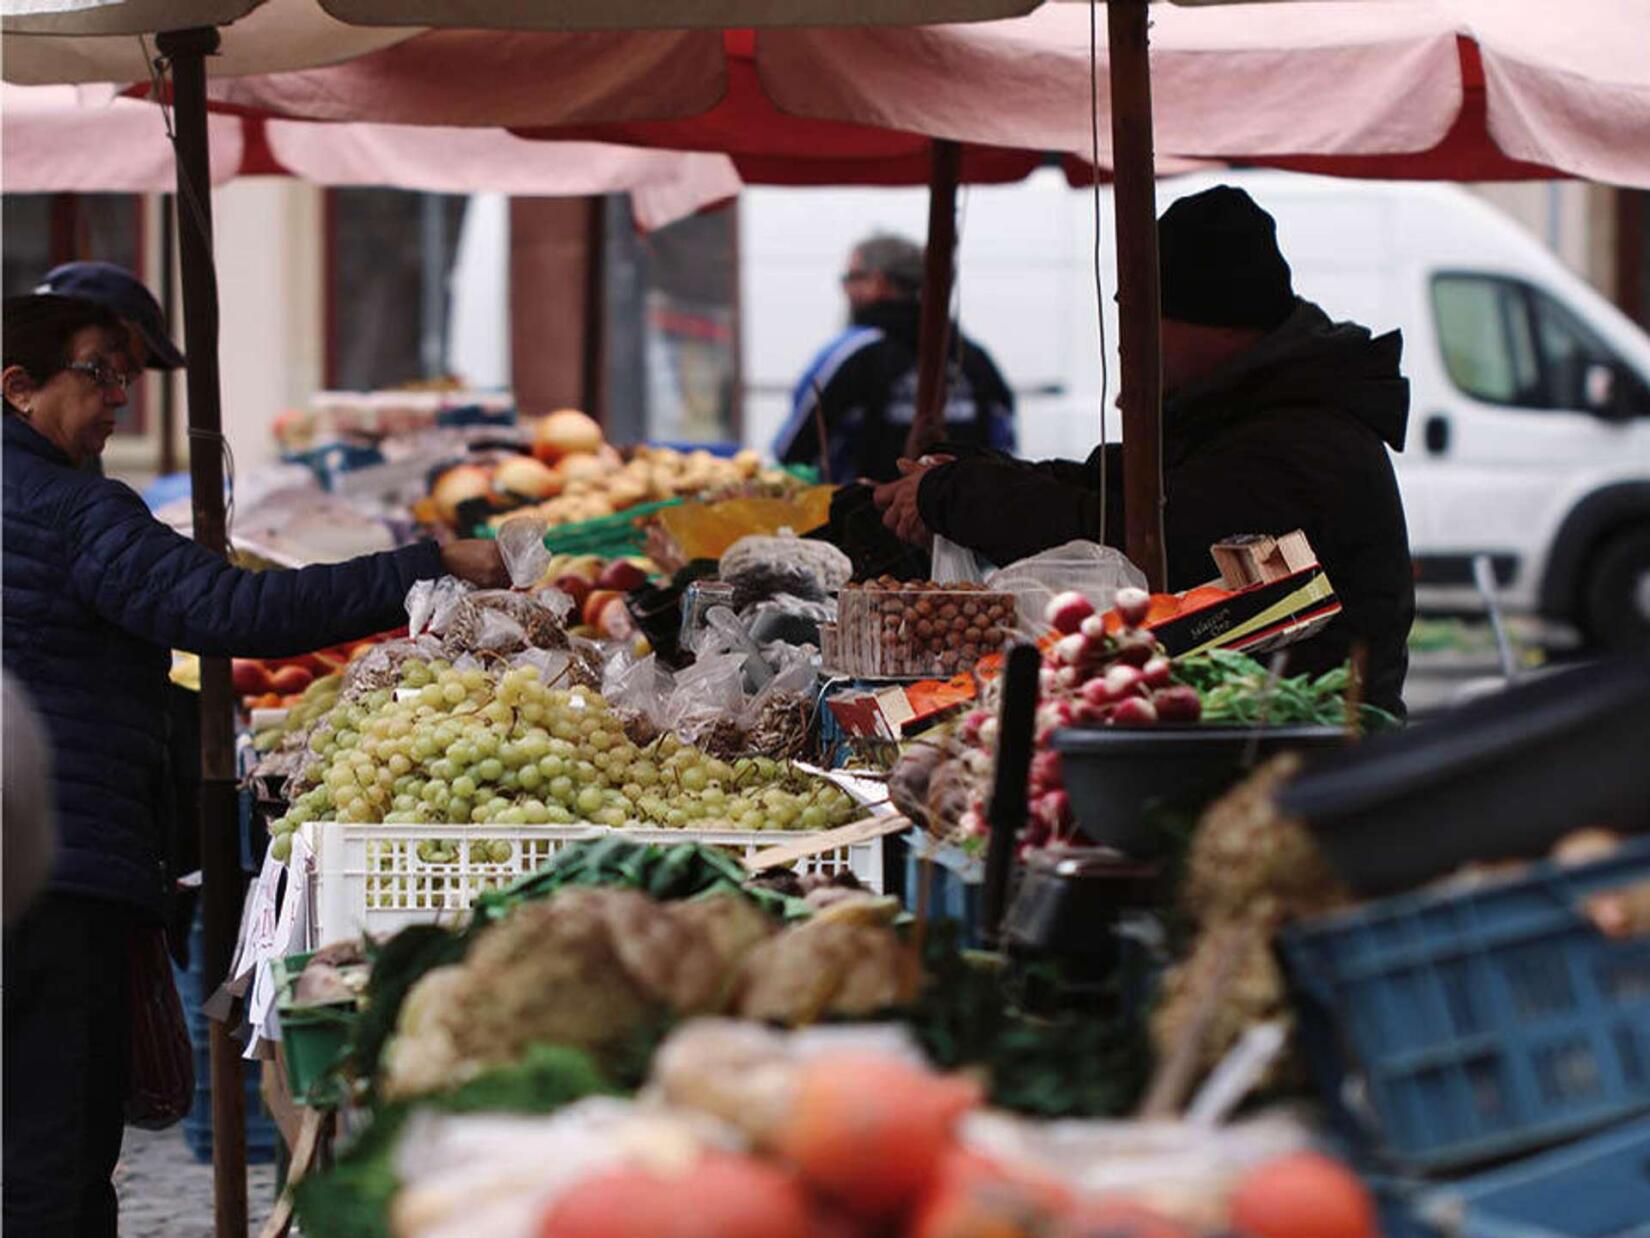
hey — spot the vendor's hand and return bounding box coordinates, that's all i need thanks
[440,539,510,588]
[872,456,948,547]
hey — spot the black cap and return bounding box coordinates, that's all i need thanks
[1158,186,1295,332]
[36,261,184,370]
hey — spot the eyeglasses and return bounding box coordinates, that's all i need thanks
[64,359,134,394]
[840,269,873,286]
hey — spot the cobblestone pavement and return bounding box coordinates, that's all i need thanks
[115,1127,278,1237]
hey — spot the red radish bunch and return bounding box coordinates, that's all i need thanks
[943,588,1206,852]
[1038,589,1201,729]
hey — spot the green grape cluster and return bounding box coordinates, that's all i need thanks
[266,659,856,861]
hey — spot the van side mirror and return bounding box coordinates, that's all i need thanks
[1583,362,1640,422]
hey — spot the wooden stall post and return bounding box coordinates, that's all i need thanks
[1107,0,1168,590]
[153,27,248,1238]
[905,138,963,460]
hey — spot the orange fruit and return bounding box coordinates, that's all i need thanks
[776,1053,981,1222]
[1228,1152,1377,1238]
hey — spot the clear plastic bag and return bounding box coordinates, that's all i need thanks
[985,539,1148,635]
[531,585,576,625]
[512,643,601,691]
[603,652,677,729]
[741,646,817,727]
[720,531,852,592]
[406,577,474,638]
[340,635,444,698]
[665,653,747,735]
[930,533,993,585]
[495,516,551,588]
[472,608,528,654]
[441,590,566,654]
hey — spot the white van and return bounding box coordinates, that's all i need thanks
[739,170,1650,649]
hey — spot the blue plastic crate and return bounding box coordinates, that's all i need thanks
[1282,835,1650,1174]
[905,836,984,946]
[1416,1118,1650,1237]
[173,916,279,1166]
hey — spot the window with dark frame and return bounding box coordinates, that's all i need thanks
[323,188,469,392]
[1432,271,1647,414]
[1,191,150,436]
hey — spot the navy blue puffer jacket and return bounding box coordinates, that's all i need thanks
[2,414,444,915]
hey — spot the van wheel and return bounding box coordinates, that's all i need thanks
[1583,526,1650,650]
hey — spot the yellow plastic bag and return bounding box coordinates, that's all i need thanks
[652,486,835,565]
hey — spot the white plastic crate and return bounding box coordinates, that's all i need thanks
[297,821,886,947]
[299,822,603,947]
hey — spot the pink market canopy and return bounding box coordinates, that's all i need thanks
[0,84,740,229]
[187,2,1650,187]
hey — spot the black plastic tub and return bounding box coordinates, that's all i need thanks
[1050,724,1346,857]
[1281,655,1650,896]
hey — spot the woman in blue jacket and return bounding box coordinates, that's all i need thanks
[1,293,506,1236]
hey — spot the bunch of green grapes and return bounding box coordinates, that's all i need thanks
[265,658,858,861]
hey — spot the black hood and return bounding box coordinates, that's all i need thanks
[1167,300,1410,453]
[851,297,923,350]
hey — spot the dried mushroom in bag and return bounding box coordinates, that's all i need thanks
[342,636,446,699]
[406,576,473,638]
[441,590,567,656]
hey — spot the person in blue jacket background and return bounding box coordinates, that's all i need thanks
[772,233,1016,484]
[0,293,507,1236]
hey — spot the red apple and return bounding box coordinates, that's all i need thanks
[593,595,634,638]
[269,665,313,695]
[596,560,649,592]
[232,659,272,696]
[582,589,621,629]
[554,574,593,612]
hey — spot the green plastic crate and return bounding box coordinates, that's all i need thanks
[272,951,356,1106]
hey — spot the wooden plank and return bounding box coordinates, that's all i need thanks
[744,814,910,872]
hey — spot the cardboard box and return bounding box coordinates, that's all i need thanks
[1148,563,1340,658]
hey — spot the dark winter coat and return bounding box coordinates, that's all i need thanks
[2,414,444,914]
[916,301,1416,715]
[773,299,1016,484]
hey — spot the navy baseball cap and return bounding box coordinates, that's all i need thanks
[36,261,185,370]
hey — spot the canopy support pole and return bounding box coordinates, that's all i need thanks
[906,137,961,461]
[1107,0,1167,590]
[155,27,247,1238]
[581,195,607,421]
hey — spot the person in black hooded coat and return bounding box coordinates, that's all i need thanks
[873,187,1416,716]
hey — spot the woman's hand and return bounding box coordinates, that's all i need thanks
[440,539,511,588]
